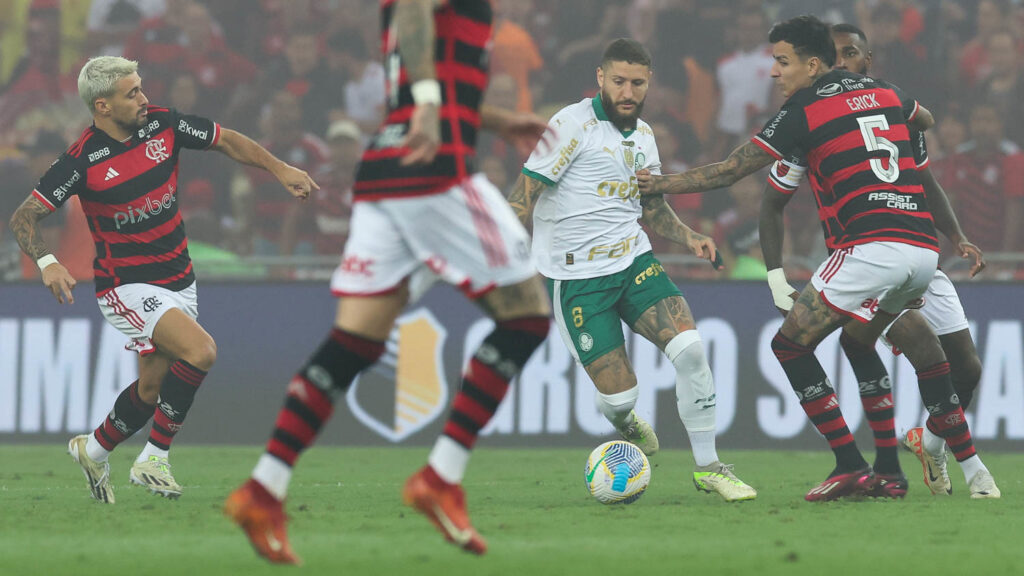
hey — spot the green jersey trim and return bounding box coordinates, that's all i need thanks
[591,95,635,138]
[522,167,557,187]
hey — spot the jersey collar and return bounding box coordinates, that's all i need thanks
[591,95,635,138]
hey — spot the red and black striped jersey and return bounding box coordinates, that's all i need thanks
[32,105,221,295]
[753,70,938,253]
[353,0,492,201]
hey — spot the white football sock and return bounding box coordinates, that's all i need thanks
[137,442,169,463]
[428,435,470,484]
[958,454,987,483]
[595,386,639,430]
[252,453,292,501]
[84,434,111,463]
[666,330,719,467]
[922,426,946,456]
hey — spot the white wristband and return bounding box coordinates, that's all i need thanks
[411,79,442,106]
[767,268,797,311]
[36,254,59,271]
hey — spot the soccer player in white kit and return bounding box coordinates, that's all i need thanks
[508,39,756,502]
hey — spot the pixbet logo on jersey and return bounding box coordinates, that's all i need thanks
[113,186,177,229]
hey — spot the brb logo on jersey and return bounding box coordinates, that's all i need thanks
[145,138,170,164]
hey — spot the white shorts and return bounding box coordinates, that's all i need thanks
[331,173,534,298]
[811,242,938,324]
[882,269,969,341]
[97,282,198,356]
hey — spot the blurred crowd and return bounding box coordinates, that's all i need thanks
[2,0,1023,283]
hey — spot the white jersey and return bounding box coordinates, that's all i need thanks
[523,96,661,279]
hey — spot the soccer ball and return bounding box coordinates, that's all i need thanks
[584,440,651,504]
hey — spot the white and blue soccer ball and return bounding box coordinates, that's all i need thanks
[584,440,651,504]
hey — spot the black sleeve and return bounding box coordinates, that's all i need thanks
[171,108,221,151]
[910,129,929,168]
[752,102,808,160]
[33,153,85,212]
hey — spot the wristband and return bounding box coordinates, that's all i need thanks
[36,254,59,271]
[767,268,797,311]
[766,268,788,292]
[411,79,442,106]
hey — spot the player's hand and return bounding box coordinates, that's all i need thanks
[636,169,659,195]
[41,262,75,304]
[276,164,318,200]
[767,268,798,316]
[957,239,985,277]
[400,103,441,166]
[499,112,555,158]
[685,230,720,268]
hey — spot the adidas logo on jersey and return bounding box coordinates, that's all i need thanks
[104,167,120,181]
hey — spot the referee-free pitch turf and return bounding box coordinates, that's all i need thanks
[1,445,1021,576]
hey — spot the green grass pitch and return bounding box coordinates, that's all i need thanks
[1,445,1021,576]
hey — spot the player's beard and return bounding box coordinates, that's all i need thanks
[600,90,645,132]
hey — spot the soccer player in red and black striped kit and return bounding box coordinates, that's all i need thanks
[637,15,992,501]
[226,0,553,564]
[9,56,317,503]
[759,23,999,499]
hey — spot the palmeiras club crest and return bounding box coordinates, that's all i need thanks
[345,308,448,442]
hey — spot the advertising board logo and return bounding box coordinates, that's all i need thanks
[346,309,448,442]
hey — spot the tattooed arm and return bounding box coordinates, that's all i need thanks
[637,141,775,195]
[9,195,76,304]
[639,195,718,262]
[395,0,442,165]
[507,172,548,229]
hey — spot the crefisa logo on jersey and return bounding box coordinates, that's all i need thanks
[346,309,449,442]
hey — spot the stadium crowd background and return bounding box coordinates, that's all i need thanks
[1,0,1023,284]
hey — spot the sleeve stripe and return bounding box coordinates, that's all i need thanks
[522,167,556,187]
[207,123,221,149]
[916,157,929,169]
[32,189,57,211]
[767,177,796,194]
[751,136,783,160]
[907,101,920,122]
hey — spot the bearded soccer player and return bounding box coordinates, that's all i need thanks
[225,0,553,564]
[637,15,990,501]
[759,23,997,499]
[8,56,316,503]
[508,38,756,502]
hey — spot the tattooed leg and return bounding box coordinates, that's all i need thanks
[630,295,695,350]
[477,275,551,321]
[780,285,850,347]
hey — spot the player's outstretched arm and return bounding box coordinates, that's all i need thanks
[637,141,774,196]
[481,105,554,158]
[507,172,547,229]
[639,195,719,265]
[213,128,318,199]
[759,186,798,314]
[9,195,76,304]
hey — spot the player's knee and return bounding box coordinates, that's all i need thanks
[951,353,982,394]
[184,337,217,371]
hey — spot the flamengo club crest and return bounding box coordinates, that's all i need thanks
[145,138,170,163]
[346,308,449,442]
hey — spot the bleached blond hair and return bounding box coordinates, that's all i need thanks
[77,56,139,113]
